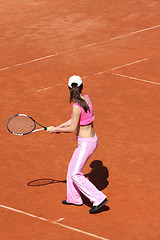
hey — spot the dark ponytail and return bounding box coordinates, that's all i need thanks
[69,83,89,113]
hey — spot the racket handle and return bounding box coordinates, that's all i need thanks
[44,127,48,131]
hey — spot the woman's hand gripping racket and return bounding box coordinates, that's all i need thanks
[7,114,50,136]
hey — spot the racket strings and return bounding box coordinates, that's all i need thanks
[8,116,35,134]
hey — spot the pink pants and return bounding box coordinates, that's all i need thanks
[66,134,106,206]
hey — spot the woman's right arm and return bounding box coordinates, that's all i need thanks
[57,119,72,128]
[47,105,81,133]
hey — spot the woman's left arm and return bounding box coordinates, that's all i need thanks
[48,105,81,133]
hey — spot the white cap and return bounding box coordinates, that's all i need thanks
[68,75,83,88]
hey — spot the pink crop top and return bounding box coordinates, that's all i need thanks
[72,95,95,126]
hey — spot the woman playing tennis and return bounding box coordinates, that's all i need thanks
[47,75,108,214]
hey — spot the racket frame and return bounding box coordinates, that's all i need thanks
[7,114,47,136]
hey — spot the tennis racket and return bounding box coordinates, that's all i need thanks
[7,114,48,136]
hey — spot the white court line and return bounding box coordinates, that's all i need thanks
[82,57,149,78]
[0,83,64,104]
[111,58,149,70]
[0,204,59,224]
[0,52,64,72]
[0,24,159,72]
[0,56,158,104]
[56,221,109,240]
[94,71,108,76]
[112,72,160,86]
[128,25,160,36]
[0,204,109,240]
[36,83,64,92]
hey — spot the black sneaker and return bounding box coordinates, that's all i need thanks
[89,198,108,214]
[62,200,83,206]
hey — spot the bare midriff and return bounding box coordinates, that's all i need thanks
[77,122,95,138]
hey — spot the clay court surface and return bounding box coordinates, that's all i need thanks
[0,1,160,239]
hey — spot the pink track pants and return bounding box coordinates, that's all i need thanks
[66,134,106,206]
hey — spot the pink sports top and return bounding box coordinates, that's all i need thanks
[72,95,95,126]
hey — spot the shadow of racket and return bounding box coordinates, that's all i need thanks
[27,178,66,186]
